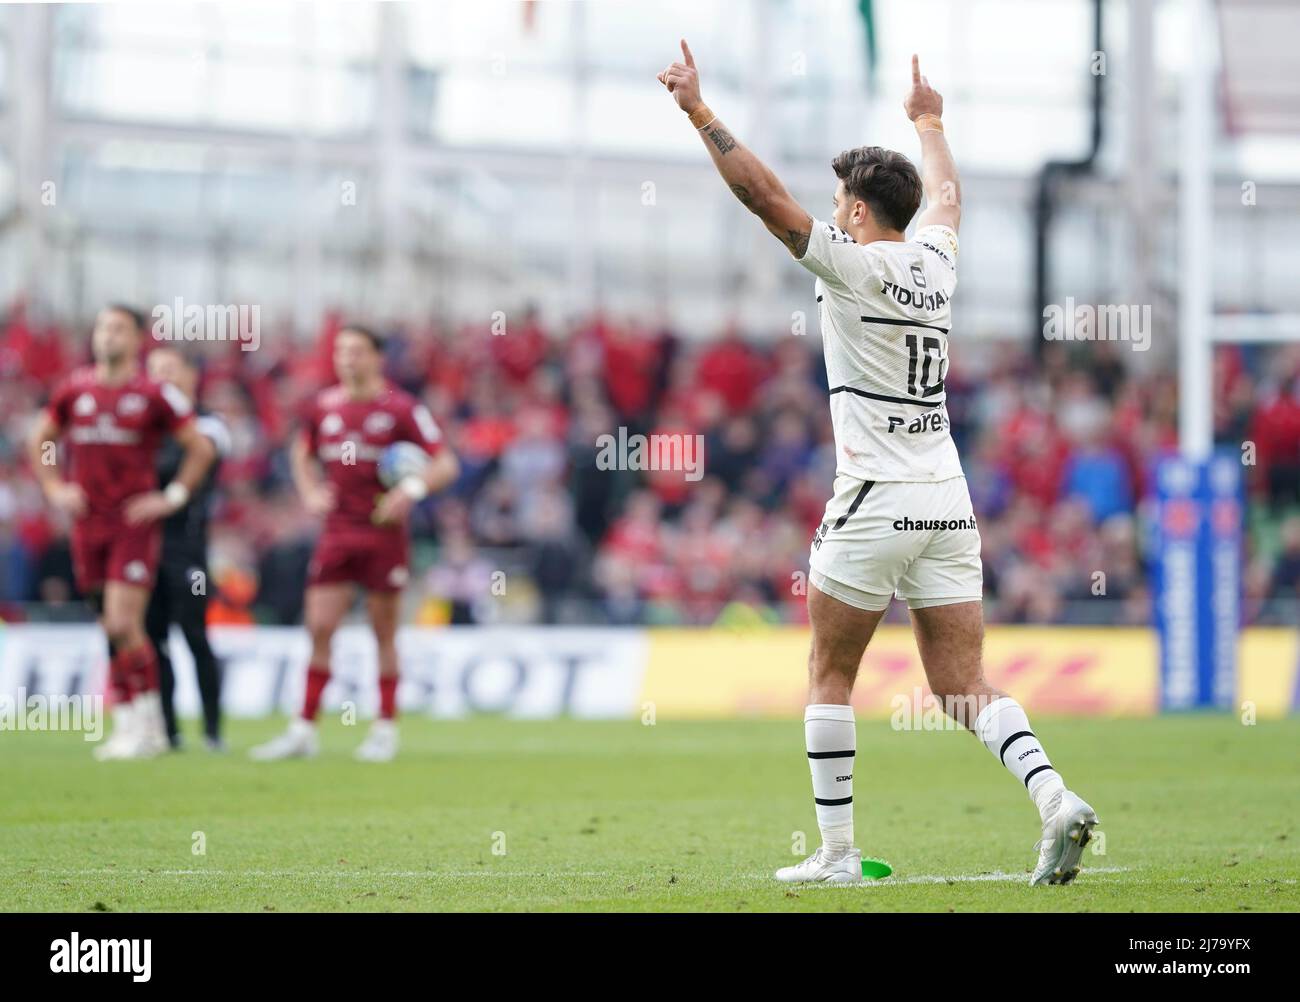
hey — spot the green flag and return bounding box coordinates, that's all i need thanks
[858,0,878,85]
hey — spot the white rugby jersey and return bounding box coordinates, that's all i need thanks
[798,218,964,482]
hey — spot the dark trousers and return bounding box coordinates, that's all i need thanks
[146,550,222,744]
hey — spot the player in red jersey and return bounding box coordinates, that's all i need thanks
[25,304,217,760]
[251,325,459,762]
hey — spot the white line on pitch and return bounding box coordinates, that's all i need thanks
[40,866,1299,888]
[31,868,613,878]
[854,866,1131,886]
[38,866,1133,883]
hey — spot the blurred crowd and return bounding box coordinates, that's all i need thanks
[2,298,1298,627]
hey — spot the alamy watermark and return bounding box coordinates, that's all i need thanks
[890,688,1000,731]
[0,689,103,741]
[50,933,151,982]
[1042,298,1151,352]
[151,297,261,351]
[595,427,704,482]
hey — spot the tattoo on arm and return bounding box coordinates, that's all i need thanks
[705,125,737,155]
[704,119,809,257]
[782,220,812,257]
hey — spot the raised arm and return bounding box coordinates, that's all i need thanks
[658,40,812,257]
[905,55,961,234]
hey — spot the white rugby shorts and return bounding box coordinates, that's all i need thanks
[808,474,983,612]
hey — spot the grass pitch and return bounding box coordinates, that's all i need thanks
[2,715,1297,912]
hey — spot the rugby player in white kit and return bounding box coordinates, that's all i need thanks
[658,43,1098,885]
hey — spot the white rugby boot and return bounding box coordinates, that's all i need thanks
[353,720,399,762]
[249,718,319,761]
[93,702,139,761]
[1030,790,1099,886]
[775,847,864,884]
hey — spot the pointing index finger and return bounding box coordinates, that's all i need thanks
[681,39,695,68]
[912,54,921,86]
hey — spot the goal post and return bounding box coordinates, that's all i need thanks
[1155,0,1241,712]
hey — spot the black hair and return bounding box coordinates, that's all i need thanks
[104,302,148,333]
[830,146,923,232]
[338,323,386,353]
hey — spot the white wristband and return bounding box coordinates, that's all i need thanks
[398,476,429,501]
[163,482,191,508]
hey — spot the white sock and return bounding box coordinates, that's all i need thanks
[972,697,1066,818]
[131,692,163,737]
[804,704,855,855]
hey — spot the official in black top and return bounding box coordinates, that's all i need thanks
[145,349,230,749]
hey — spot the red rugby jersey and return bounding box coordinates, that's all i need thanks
[302,382,443,533]
[45,367,194,519]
